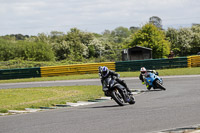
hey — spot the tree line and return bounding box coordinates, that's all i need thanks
[0,24,199,63]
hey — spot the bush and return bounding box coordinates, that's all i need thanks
[0,39,55,61]
[20,41,55,61]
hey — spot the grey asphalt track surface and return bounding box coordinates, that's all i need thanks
[0,75,200,133]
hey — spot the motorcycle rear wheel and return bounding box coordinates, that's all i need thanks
[111,89,125,106]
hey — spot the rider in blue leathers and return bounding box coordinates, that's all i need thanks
[139,67,158,89]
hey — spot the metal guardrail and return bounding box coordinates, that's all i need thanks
[1,56,199,80]
[188,55,200,67]
[40,62,115,77]
[0,62,115,79]
[0,67,41,80]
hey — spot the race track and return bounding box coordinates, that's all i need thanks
[0,75,200,133]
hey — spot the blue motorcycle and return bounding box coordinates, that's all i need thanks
[144,72,166,90]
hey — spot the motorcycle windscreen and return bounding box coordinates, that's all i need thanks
[102,77,111,90]
[103,77,111,87]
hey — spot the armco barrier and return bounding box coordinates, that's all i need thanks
[0,57,194,80]
[116,57,188,72]
[188,55,200,67]
[0,67,41,80]
[40,62,115,77]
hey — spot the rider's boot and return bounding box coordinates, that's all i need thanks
[119,80,133,95]
[125,87,133,95]
[147,85,151,90]
[123,82,132,94]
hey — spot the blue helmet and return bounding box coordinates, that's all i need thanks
[102,66,109,77]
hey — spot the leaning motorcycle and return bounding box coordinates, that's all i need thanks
[144,72,166,90]
[102,76,135,106]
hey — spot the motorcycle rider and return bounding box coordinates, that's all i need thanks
[139,67,158,89]
[98,66,103,79]
[98,66,132,95]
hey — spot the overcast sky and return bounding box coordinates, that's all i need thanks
[0,0,200,35]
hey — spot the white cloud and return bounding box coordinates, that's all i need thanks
[0,0,199,35]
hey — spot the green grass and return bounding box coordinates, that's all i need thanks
[0,67,200,84]
[0,85,104,112]
[0,108,8,113]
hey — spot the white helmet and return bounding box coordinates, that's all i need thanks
[140,67,146,73]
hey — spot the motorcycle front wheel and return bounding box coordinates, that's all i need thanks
[111,89,125,106]
[155,80,166,90]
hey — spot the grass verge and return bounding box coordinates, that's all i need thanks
[0,85,104,113]
[0,67,200,84]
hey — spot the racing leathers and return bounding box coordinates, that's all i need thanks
[99,70,132,94]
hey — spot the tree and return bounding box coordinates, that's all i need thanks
[52,40,71,60]
[176,28,193,56]
[129,23,170,58]
[111,26,131,38]
[88,38,104,58]
[63,28,91,61]
[9,34,29,40]
[129,26,140,34]
[166,27,196,56]
[149,16,162,29]
[37,33,49,43]
[191,25,200,54]
[166,25,200,56]
[50,31,64,37]
[102,30,111,36]
[166,28,179,55]
[111,26,131,43]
